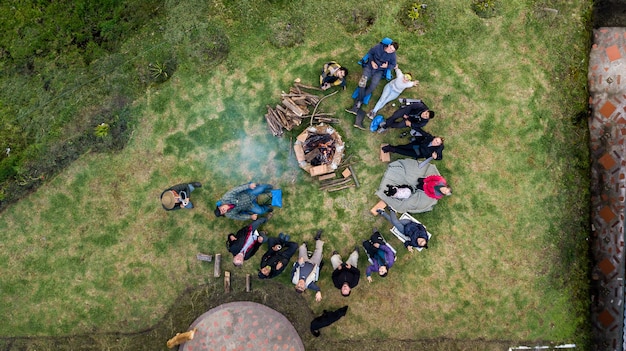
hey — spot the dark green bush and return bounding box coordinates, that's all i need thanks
[398,2,435,34]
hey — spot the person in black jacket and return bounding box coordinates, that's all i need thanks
[378,100,435,135]
[160,182,202,210]
[258,233,298,279]
[227,217,268,266]
[330,247,360,297]
[381,132,444,161]
[377,208,429,252]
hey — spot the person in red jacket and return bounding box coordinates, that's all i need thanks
[417,175,451,200]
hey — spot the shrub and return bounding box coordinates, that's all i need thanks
[398,2,433,34]
[471,0,499,19]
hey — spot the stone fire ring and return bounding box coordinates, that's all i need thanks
[180,301,304,351]
[293,124,345,177]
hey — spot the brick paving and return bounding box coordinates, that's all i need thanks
[589,27,626,351]
[180,301,304,351]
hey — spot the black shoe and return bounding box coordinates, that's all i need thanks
[192,182,202,187]
[267,207,274,213]
[314,229,323,241]
[332,250,338,256]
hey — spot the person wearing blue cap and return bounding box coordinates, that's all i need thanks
[346,37,399,130]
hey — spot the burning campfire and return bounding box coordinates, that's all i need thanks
[294,124,344,177]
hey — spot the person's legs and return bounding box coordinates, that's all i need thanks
[346,249,359,268]
[298,243,308,261]
[363,70,384,101]
[249,184,273,197]
[354,65,374,106]
[382,144,418,158]
[330,253,343,270]
[282,241,298,258]
[249,217,268,232]
[362,240,378,258]
[385,108,409,129]
[187,184,196,192]
[310,239,324,266]
[249,203,271,215]
[371,84,393,115]
[387,210,406,233]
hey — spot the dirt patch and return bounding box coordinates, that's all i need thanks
[594,0,626,27]
[0,281,530,351]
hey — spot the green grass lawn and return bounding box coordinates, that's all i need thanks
[0,0,592,348]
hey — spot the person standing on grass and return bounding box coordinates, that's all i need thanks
[227,216,270,266]
[367,68,418,120]
[258,233,298,279]
[291,230,325,301]
[346,37,399,129]
[381,133,445,161]
[160,182,202,210]
[320,61,348,90]
[363,229,396,282]
[214,182,274,221]
[330,246,360,297]
[377,99,435,135]
[377,208,430,252]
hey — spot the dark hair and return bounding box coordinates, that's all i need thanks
[383,184,397,197]
[428,110,435,119]
[258,271,268,279]
[391,41,399,50]
[379,265,389,277]
[214,206,223,217]
[338,67,348,76]
[311,329,321,337]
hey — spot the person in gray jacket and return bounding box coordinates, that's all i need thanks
[291,230,325,302]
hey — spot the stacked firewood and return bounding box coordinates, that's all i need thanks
[265,81,339,137]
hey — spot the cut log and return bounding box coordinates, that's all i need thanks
[282,97,305,116]
[214,253,221,278]
[224,271,230,293]
[246,274,251,292]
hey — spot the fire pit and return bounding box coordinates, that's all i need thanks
[294,124,345,176]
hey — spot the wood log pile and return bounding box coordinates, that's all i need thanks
[265,81,339,137]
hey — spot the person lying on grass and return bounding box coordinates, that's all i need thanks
[363,229,396,282]
[214,182,274,220]
[417,175,451,200]
[319,61,348,91]
[331,247,360,297]
[381,133,444,161]
[291,230,324,302]
[366,67,418,119]
[377,208,429,252]
[377,99,435,135]
[258,233,298,279]
[227,216,269,266]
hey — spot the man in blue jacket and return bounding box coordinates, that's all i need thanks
[346,38,399,130]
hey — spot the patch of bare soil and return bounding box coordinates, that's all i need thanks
[594,0,626,27]
[0,280,526,351]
